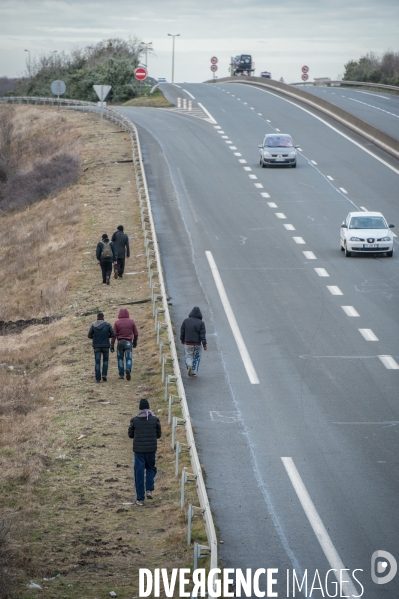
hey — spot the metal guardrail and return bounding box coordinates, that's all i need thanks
[1,96,219,579]
[206,77,399,160]
[290,80,399,92]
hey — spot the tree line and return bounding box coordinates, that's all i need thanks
[343,51,399,86]
[4,38,150,102]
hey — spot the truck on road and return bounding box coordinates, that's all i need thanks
[230,55,255,76]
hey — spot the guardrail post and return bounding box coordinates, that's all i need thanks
[181,469,196,509]
[162,355,173,382]
[164,374,176,402]
[193,543,210,570]
[187,504,205,545]
[168,393,180,423]
[172,416,185,449]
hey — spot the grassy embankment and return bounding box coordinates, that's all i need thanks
[123,88,173,107]
[0,105,207,599]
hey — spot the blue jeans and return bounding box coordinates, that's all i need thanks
[117,340,132,376]
[94,348,109,381]
[134,452,157,501]
[184,344,202,374]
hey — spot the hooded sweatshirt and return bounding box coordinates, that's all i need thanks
[111,308,139,344]
[87,319,115,348]
[180,306,207,347]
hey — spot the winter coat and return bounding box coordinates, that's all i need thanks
[111,230,130,259]
[111,308,139,345]
[88,320,115,348]
[96,240,117,262]
[128,410,161,453]
[180,306,207,347]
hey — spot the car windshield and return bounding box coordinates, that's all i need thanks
[349,216,387,229]
[265,137,293,148]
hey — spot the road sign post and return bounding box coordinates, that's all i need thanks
[93,85,112,122]
[51,80,66,111]
[210,58,218,79]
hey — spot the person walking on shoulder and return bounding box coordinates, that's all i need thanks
[111,225,130,279]
[88,312,115,383]
[128,398,161,506]
[110,308,138,381]
[96,233,117,285]
[180,306,207,377]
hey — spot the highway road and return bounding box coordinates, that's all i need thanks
[118,82,399,598]
[296,84,399,141]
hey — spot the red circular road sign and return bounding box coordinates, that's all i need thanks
[301,73,309,81]
[210,64,218,72]
[210,56,218,65]
[134,67,148,81]
[301,65,309,74]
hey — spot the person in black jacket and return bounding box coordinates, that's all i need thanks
[180,306,207,377]
[128,398,162,506]
[111,225,130,279]
[88,312,115,383]
[96,233,117,285]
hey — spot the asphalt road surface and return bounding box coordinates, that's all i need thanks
[295,84,399,141]
[117,82,399,598]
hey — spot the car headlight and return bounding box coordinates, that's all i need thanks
[378,236,391,241]
[288,151,296,157]
[263,151,272,157]
[349,236,363,241]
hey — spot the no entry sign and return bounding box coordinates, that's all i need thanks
[134,67,148,81]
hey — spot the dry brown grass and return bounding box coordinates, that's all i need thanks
[123,89,173,107]
[0,107,207,599]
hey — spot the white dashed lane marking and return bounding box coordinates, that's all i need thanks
[249,174,257,179]
[339,188,348,194]
[315,268,329,277]
[275,213,286,219]
[311,160,317,165]
[341,306,359,317]
[254,183,264,188]
[327,286,343,295]
[379,356,399,370]
[260,192,270,198]
[229,146,237,150]
[303,251,316,259]
[359,329,378,341]
[284,224,296,230]
[293,237,306,244]
[234,153,242,156]
[268,202,278,208]
[243,166,252,171]
[327,175,334,181]
[239,159,247,163]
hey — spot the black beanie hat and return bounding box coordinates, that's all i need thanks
[97,312,104,319]
[139,398,150,410]
[102,233,108,240]
[117,225,124,231]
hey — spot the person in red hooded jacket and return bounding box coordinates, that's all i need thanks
[110,308,139,380]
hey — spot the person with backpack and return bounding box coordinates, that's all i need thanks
[111,225,130,279]
[96,233,117,285]
[110,308,139,381]
[87,312,115,383]
[180,306,207,377]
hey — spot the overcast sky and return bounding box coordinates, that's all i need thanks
[1,0,398,84]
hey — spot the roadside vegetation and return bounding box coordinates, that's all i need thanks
[343,51,399,86]
[0,105,206,598]
[123,88,173,107]
[5,39,153,103]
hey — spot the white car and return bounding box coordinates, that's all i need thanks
[258,134,298,168]
[340,211,395,257]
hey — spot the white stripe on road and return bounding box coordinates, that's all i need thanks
[303,251,316,259]
[327,175,334,181]
[249,174,257,179]
[221,135,228,138]
[311,160,317,165]
[226,140,233,144]
[243,166,252,170]
[214,126,221,129]
[339,187,348,194]
[284,224,296,230]
[267,202,278,208]
[293,237,306,244]
[327,286,343,295]
[275,213,286,219]
[359,329,378,341]
[360,206,368,211]
[315,268,329,277]
[197,102,217,124]
[379,355,399,370]
[182,89,195,99]
[234,153,242,156]
[341,306,359,317]
[254,183,264,188]
[239,159,247,163]
[260,192,270,198]
[281,457,359,598]
[206,251,259,385]
[229,146,238,150]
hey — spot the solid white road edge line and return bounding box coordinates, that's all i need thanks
[205,251,260,385]
[197,102,217,124]
[281,457,359,598]
[182,89,195,99]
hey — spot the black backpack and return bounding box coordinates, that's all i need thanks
[101,242,113,259]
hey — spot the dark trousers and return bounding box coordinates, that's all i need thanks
[134,452,157,501]
[100,260,113,283]
[94,348,109,381]
[116,257,125,277]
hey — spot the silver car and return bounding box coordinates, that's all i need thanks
[258,133,298,168]
[340,211,395,257]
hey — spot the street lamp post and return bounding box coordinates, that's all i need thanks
[140,42,153,68]
[167,34,180,83]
